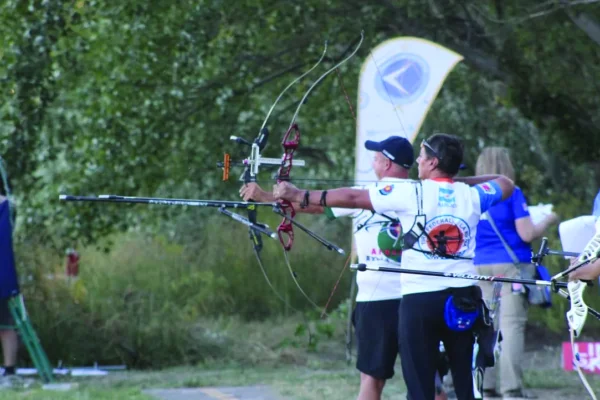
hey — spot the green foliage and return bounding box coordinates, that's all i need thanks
[1,0,599,367]
[0,0,597,248]
[15,217,351,367]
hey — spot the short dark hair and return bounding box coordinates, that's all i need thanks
[423,133,464,176]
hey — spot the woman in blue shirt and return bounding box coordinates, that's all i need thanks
[474,147,558,399]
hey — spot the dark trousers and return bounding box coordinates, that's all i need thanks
[399,287,475,400]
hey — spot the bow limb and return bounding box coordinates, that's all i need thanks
[285,31,365,133]
[259,43,328,133]
[564,280,597,400]
[276,31,365,251]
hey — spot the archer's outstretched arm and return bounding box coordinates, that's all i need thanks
[240,182,325,214]
[273,182,374,211]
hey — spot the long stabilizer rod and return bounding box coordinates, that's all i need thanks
[59,194,276,209]
[350,263,600,320]
[350,263,572,289]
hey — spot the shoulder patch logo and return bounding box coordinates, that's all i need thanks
[379,184,394,196]
[478,182,496,195]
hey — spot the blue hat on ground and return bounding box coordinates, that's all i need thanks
[364,136,414,169]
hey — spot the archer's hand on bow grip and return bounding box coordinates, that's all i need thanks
[273,182,302,203]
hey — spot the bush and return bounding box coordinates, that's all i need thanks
[13,213,353,368]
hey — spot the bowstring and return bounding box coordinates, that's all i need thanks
[253,246,317,348]
[320,253,353,319]
[335,67,357,123]
[282,249,324,314]
[251,246,300,314]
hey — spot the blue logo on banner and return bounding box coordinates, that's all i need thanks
[374,54,429,105]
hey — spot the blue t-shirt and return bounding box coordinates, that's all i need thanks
[593,190,600,217]
[474,186,532,265]
[0,200,19,299]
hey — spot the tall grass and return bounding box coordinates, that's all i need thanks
[12,213,353,368]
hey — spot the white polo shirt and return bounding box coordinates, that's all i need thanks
[368,178,503,295]
[326,182,404,302]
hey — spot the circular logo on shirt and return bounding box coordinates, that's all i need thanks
[379,184,394,196]
[377,221,403,262]
[374,54,430,105]
[416,215,471,259]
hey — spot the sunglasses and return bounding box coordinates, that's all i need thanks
[421,140,443,161]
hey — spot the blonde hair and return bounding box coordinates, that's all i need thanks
[475,147,516,181]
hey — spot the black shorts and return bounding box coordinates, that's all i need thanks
[352,298,401,380]
[0,298,14,328]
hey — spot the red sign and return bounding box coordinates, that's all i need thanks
[563,342,600,374]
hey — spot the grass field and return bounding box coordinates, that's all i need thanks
[1,312,599,399]
[1,343,600,400]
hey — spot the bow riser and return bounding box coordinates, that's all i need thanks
[566,280,588,338]
[276,123,302,250]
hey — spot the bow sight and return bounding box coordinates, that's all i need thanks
[218,129,306,183]
[219,130,305,181]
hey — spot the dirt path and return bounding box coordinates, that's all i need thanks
[145,386,281,400]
